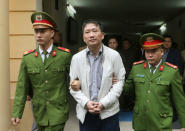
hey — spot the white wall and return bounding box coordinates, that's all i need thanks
[43,0,83,54]
[165,11,185,50]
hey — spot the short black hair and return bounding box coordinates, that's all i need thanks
[82,19,103,33]
[122,38,131,44]
[163,34,173,42]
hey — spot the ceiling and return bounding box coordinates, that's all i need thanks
[67,0,185,37]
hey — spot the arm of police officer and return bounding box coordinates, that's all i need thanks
[11,58,30,125]
[69,55,90,109]
[123,67,135,96]
[70,78,81,91]
[171,70,185,128]
[70,75,118,91]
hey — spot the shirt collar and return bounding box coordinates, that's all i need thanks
[86,45,103,56]
[39,44,53,54]
[148,59,162,69]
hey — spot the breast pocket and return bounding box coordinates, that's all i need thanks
[156,80,170,95]
[27,68,40,85]
[51,67,66,79]
[134,78,145,95]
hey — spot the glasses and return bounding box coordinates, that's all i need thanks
[34,28,52,34]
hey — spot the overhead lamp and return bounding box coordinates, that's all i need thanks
[135,32,142,36]
[67,3,76,17]
[160,23,167,34]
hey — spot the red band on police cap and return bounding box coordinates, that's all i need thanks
[143,40,163,49]
[33,19,54,27]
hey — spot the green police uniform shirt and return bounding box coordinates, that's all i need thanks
[124,60,185,131]
[12,45,71,126]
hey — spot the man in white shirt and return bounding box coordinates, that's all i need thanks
[69,20,125,131]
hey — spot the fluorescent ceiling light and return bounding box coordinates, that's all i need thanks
[67,3,76,17]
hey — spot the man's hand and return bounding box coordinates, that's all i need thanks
[112,73,118,84]
[112,76,118,84]
[86,101,99,113]
[94,102,104,114]
[27,95,31,101]
[70,79,81,91]
[11,118,21,126]
[181,128,185,131]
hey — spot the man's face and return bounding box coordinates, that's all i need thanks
[145,48,164,66]
[33,25,54,46]
[122,40,131,50]
[108,38,118,50]
[163,37,172,49]
[83,23,104,47]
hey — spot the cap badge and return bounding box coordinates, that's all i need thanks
[36,15,42,21]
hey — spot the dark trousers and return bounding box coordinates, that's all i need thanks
[80,112,120,131]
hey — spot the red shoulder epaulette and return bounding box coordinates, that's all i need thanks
[165,62,178,69]
[58,47,70,53]
[133,60,145,65]
[23,49,35,56]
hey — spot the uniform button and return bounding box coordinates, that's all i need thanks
[147,100,150,103]
[147,90,151,94]
[45,70,47,72]
[46,91,48,94]
[146,109,149,112]
[46,101,49,104]
[45,80,48,83]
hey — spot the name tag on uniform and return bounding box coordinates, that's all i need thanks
[136,74,145,78]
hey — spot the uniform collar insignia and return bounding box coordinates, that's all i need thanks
[144,62,147,68]
[52,50,56,56]
[35,51,38,57]
[160,65,164,71]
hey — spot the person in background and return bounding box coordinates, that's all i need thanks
[53,31,63,47]
[118,38,140,111]
[181,42,185,92]
[124,33,185,131]
[119,38,140,78]
[162,34,183,76]
[107,37,119,50]
[11,11,71,131]
[69,19,125,131]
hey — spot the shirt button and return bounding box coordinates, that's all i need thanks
[45,70,47,72]
[147,90,151,94]
[45,80,48,83]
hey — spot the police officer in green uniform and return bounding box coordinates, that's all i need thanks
[11,11,71,131]
[123,33,185,131]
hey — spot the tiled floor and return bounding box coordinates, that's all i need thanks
[64,99,181,131]
[64,111,181,131]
